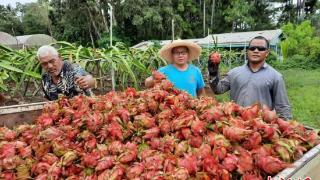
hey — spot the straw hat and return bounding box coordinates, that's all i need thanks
[159,39,202,63]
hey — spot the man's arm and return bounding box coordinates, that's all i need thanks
[72,64,95,90]
[75,75,96,89]
[273,76,292,120]
[197,88,205,97]
[208,58,230,94]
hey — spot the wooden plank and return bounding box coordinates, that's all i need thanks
[274,144,320,179]
[0,102,46,128]
[291,152,320,179]
[0,110,42,128]
[0,102,46,115]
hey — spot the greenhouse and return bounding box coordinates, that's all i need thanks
[16,34,56,48]
[0,31,19,48]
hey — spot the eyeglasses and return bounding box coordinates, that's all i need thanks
[172,51,188,56]
[248,46,268,51]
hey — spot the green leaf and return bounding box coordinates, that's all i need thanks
[23,71,41,79]
[0,61,23,73]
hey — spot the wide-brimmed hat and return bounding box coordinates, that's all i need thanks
[159,40,202,63]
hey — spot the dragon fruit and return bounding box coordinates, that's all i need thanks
[0,71,318,179]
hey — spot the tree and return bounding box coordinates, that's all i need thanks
[49,0,108,46]
[224,0,254,32]
[20,2,50,34]
[0,5,23,35]
[281,20,320,63]
[248,0,276,30]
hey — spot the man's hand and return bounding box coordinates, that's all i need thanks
[208,52,221,76]
[145,76,155,88]
[75,75,94,89]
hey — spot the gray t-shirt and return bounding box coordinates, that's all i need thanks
[209,63,292,120]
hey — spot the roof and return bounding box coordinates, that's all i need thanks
[16,34,56,47]
[132,29,282,49]
[201,29,282,46]
[0,31,18,46]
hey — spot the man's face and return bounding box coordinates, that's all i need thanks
[247,39,269,64]
[38,53,63,77]
[171,46,189,66]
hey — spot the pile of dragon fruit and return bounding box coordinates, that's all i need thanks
[0,71,319,180]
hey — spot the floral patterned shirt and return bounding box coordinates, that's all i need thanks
[41,61,93,100]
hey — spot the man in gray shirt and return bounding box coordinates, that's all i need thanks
[208,36,292,120]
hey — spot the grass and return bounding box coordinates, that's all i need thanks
[213,68,320,129]
[280,69,320,128]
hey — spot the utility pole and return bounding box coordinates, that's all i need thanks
[172,18,175,41]
[203,1,206,37]
[210,0,215,30]
[108,3,115,91]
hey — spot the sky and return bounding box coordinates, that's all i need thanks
[0,0,36,7]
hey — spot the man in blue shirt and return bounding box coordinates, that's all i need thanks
[145,40,205,97]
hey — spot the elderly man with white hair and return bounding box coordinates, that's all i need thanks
[37,45,96,100]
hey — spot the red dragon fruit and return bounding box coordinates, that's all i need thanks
[32,162,51,175]
[171,110,195,131]
[178,153,198,175]
[107,122,123,140]
[188,135,203,148]
[159,120,171,134]
[212,146,227,161]
[39,127,63,141]
[199,107,224,122]
[242,132,262,150]
[195,144,211,160]
[240,104,260,120]
[126,162,145,179]
[163,155,177,173]
[118,142,138,164]
[95,156,114,171]
[42,153,59,165]
[181,128,192,140]
[144,153,164,171]
[18,145,32,158]
[84,138,97,152]
[61,151,78,166]
[0,142,16,159]
[143,127,160,140]
[83,151,100,168]
[235,147,254,174]
[256,155,289,174]
[134,113,156,129]
[0,127,17,141]
[222,153,238,172]
[152,70,166,81]
[0,171,16,180]
[191,120,207,135]
[210,52,221,64]
[148,138,161,150]
[203,154,220,176]
[242,171,263,180]
[223,126,252,142]
[36,113,54,127]
[170,168,190,180]
[175,141,189,157]
[262,105,277,123]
